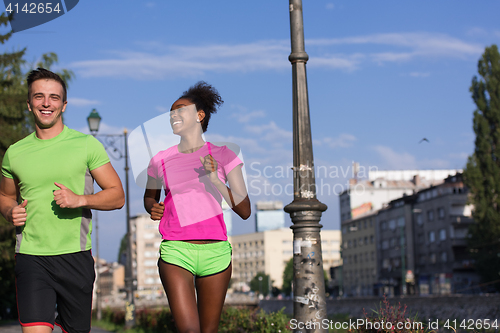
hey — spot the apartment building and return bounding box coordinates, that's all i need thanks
[131,214,163,298]
[341,211,378,296]
[229,228,341,291]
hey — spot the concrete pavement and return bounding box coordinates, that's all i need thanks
[0,322,111,333]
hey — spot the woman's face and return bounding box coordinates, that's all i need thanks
[170,98,203,135]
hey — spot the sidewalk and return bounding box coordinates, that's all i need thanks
[0,322,111,333]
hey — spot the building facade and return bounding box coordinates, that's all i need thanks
[412,173,478,295]
[229,229,341,292]
[131,214,164,299]
[255,201,285,232]
[340,212,378,296]
[340,169,459,223]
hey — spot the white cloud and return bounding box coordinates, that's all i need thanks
[409,72,430,78]
[321,133,357,148]
[231,107,266,123]
[67,97,101,107]
[70,32,483,79]
[466,27,488,37]
[373,145,417,169]
[245,121,292,144]
[156,106,169,113]
[76,121,126,136]
[326,3,335,10]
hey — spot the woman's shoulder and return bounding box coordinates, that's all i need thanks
[150,145,179,163]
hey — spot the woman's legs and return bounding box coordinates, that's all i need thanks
[158,260,199,333]
[195,263,232,333]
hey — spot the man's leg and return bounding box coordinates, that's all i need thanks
[53,251,95,333]
[159,260,200,333]
[16,254,57,333]
[195,263,232,333]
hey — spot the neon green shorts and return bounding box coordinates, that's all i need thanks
[159,240,232,277]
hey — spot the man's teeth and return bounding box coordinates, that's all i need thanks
[41,111,52,115]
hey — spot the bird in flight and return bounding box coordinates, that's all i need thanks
[419,138,429,143]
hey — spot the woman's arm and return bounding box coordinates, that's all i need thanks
[200,155,251,220]
[144,176,164,220]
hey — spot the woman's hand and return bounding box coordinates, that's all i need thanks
[150,202,164,220]
[200,154,220,184]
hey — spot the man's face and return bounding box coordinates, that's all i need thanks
[27,79,67,130]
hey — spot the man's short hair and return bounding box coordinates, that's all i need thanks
[27,68,67,102]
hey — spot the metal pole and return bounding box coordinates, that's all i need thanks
[400,225,406,295]
[95,211,102,321]
[285,1,328,331]
[124,129,136,328]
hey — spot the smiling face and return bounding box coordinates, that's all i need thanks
[170,98,205,136]
[27,79,67,131]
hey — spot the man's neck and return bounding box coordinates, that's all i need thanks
[35,123,64,140]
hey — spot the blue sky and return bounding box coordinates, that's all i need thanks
[3,1,500,262]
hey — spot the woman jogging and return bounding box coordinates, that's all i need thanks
[144,81,250,333]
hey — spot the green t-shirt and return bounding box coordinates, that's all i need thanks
[1,126,110,255]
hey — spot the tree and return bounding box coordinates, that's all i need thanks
[282,257,293,296]
[464,44,500,291]
[249,272,271,296]
[281,257,329,297]
[0,13,74,319]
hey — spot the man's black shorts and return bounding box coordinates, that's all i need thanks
[15,250,95,333]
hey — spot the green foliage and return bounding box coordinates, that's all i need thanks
[94,307,292,333]
[0,14,74,319]
[249,272,271,296]
[282,257,293,296]
[464,44,500,291]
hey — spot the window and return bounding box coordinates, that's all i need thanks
[390,238,396,248]
[438,207,445,219]
[353,239,357,248]
[381,221,387,230]
[398,217,405,227]
[145,242,154,248]
[429,231,435,243]
[364,236,368,245]
[370,235,374,243]
[441,252,447,262]
[383,259,390,268]
[382,240,389,249]
[427,210,434,222]
[416,213,423,225]
[440,229,447,241]
[430,253,436,264]
[389,219,396,230]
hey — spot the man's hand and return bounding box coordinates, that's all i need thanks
[199,154,220,183]
[150,202,164,221]
[9,199,27,226]
[53,182,84,209]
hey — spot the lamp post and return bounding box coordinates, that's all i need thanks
[87,109,136,328]
[284,1,328,331]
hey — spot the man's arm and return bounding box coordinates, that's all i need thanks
[0,175,27,226]
[53,162,125,211]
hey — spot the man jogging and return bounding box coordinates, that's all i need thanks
[0,68,125,333]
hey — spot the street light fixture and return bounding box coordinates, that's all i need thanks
[87,109,101,135]
[86,109,136,328]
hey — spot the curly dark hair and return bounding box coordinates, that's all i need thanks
[179,81,223,133]
[27,67,67,102]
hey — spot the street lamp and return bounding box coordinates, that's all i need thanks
[284,1,328,331]
[86,109,136,328]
